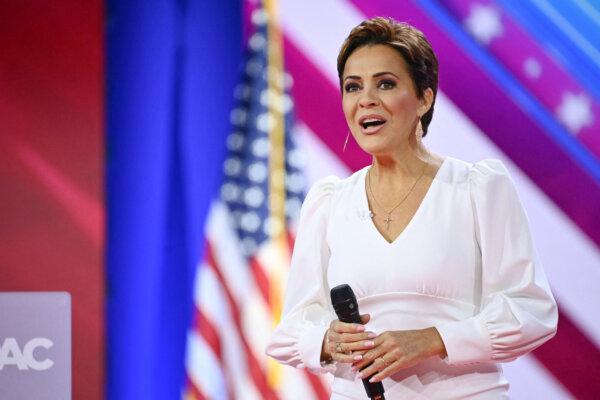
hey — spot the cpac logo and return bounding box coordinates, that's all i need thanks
[0,337,54,371]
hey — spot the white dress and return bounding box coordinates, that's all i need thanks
[266,157,558,399]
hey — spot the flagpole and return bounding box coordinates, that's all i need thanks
[264,0,289,389]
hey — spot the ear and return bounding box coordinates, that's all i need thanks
[418,88,434,116]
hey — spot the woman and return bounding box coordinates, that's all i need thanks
[266,17,557,399]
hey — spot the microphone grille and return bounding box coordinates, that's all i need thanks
[330,284,355,305]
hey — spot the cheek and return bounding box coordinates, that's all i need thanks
[342,98,355,123]
[385,91,419,117]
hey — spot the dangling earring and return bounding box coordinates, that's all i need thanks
[416,118,424,143]
[343,131,350,152]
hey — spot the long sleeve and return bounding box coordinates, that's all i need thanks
[266,176,339,374]
[436,159,558,365]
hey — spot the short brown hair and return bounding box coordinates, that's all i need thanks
[337,17,439,136]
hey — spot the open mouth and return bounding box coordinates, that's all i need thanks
[359,116,387,133]
[361,119,386,129]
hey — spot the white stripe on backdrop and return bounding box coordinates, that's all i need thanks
[283,0,599,398]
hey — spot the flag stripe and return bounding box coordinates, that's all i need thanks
[304,372,330,400]
[205,243,280,400]
[196,307,223,364]
[194,258,264,400]
[532,312,600,398]
[185,375,207,400]
[250,256,271,305]
[194,307,236,399]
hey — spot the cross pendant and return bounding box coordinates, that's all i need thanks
[384,214,393,230]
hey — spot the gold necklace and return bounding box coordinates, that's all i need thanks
[367,161,428,231]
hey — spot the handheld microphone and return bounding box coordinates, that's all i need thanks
[330,284,385,400]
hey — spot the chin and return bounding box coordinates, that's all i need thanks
[355,138,393,156]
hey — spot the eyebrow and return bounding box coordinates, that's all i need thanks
[343,71,400,81]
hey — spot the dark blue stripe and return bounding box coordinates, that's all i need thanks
[497,0,600,102]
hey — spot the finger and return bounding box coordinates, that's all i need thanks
[332,350,364,364]
[331,340,365,355]
[337,331,377,345]
[360,314,371,324]
[352,347,385,372]
[368,358,403,383]
[343,338,376,353]
[331,320,365,334]
[355,356,388,380]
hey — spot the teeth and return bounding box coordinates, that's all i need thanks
[361,118,386,129]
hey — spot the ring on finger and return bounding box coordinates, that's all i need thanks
[335,343,343,353]
[377,356,390,367]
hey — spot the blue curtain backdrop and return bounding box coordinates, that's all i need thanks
[106,1,242,398]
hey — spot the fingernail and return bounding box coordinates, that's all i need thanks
[367,332,377,339]
[369,377,378,383]
[364,341,374,347]
[356,325,365,332]
[353,355,363,361]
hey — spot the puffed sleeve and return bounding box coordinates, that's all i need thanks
[265,176,340,374]
[436,159,558,365]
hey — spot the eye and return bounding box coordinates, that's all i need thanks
[344,82,361,93]
[378,79,396,89]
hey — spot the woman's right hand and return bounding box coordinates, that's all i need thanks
[321,314,376,364]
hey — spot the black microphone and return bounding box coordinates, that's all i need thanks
[330,284,385,400]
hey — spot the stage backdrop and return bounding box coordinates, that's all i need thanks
[0,1,104,399]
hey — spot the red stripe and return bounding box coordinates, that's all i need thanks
[195,307,223,363]
[304,372,330,400]
[195,306,235,399]
[205,242,279,400]
[286,232,330,399]
[532,311,600,398]
[185,374,207,400]
[249,255,270,305]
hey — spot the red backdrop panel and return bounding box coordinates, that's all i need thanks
[0,2,104,399]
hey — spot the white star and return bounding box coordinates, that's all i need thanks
[465,4,503,45]
[251,137,270,157]
[256,112,275,133]
[248,162,268,183]
[285,198,302,219]
[523,57,542,79]
[244,187,265,208]
[556,92,594,134]
[240,211,260,233]
[226,132,244,151]
[287,148,305,169]
[220,182,240,202]
[285,172,305,193]
[230,108,247,126]
[223,157,242,176]
[249,33,267,51]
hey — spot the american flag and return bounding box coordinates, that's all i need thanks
[184,3,331,399]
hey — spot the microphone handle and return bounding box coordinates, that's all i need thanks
[335,303,386,400]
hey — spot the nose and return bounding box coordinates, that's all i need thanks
[358,87,380,108]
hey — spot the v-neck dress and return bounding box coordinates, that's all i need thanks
[266,157,557,399]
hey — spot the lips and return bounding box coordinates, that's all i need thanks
[358,114,387,134]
